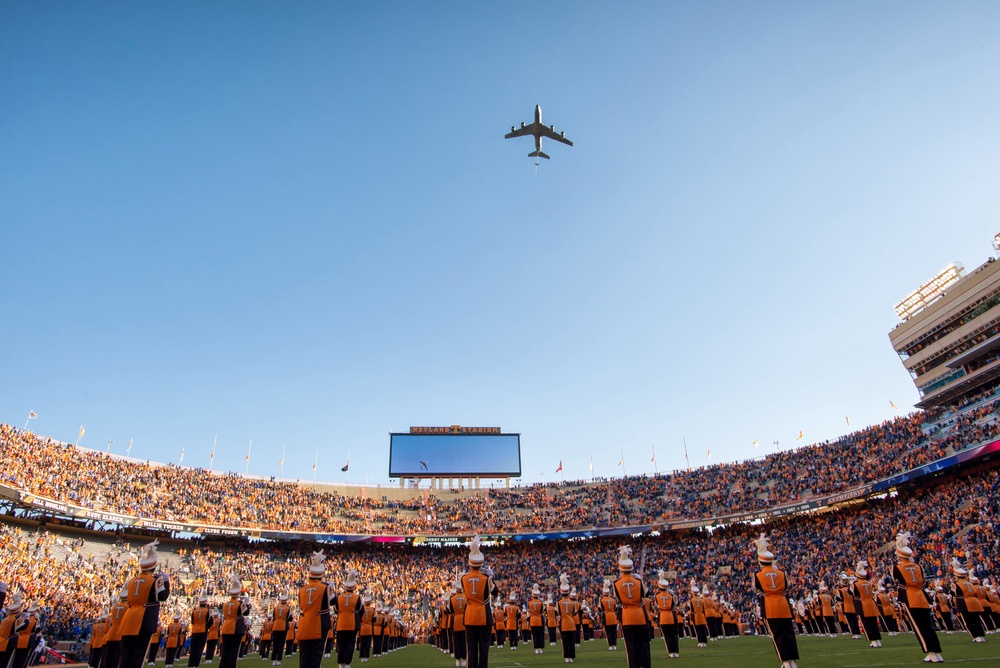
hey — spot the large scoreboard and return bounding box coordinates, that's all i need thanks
[389,427,521,478]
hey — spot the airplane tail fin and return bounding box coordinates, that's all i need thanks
[528,151,550,160]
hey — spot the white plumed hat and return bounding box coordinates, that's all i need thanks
[468,535,485,566]
[308,550,326,578]
[895,531,914,559]
[754,533,774,564]
[138,539,159,570]
[618,545,634,572]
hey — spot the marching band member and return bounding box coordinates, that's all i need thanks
[753,533,798,668]
[654,571,679,658]
[447,581,467,666]
[599,580,619,651]
[357,590,375,664]
[188,596,213,668]
[334,568,364,668]
[851,560,882,648]
[164,610,185,668]
[460,536,497,668]
[120,540,170,668]
[891,532,942,663]
[219,574,248,668]
[270,592,293,666]
[951,558,986,642]
[297,551,333,668]
[613,546,649,668]
[556,574,577,663]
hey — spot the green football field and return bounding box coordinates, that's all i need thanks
[206,633,1000,668]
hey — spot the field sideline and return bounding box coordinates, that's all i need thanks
[191,634,1000,668]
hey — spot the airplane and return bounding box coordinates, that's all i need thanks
[505,105,573,160]
[419,461,429,471]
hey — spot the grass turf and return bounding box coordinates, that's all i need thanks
[207,633,1000,668]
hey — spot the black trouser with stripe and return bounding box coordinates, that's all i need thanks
[560,629,576,660]
[901,605,941,653]
[858,612,881,642]
[763,617,798,662]
[119,631,153,668]
[204,640,218,663]
[335,631,357,666]
[464,625,490,668]
[218,636,240,668]
[621,625,649,668]
[451,631,466,660]
[187,633,207,667]
[269,631,287,662]
[660,623,678,655]
[531,626,544,650]
[297,639,323,668]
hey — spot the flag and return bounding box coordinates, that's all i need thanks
[555,461,563,473]
[707,449,711,460]
[752,440,759,448]
[78,425,85,438]
[179,447,185,463]
[341,462,349,472]
[890,400,898,410]
[846,415,850,427]
[244,454,250,461]
[797,430,803,440]
[617,457,624,467]
[28,411,37,420]
[650,454,656,463]
[312,462,317,470]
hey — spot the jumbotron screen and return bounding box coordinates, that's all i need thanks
[389,433,521,477]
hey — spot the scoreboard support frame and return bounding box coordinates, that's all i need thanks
[398,475,511,490]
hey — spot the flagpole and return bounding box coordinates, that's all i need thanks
[245,440,252,475]
[313,447,318,482]
[179,447,184,466]
[106,439,113,454]
[651,441,658,475]
[683,437,690,472]
[209,435,217,473]
[560,451,564,483]
[345,450,350,483]
[589,449,595,482]
[279,444,286,480]
[126,438,134,458]
[620,445,626,477]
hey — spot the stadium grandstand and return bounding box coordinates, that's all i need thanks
[3,382,1000,660]
[7,241,1000,663]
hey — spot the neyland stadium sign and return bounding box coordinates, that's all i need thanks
[409,426,501,434]
[4,435,999,542]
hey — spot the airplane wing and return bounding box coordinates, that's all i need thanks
[505,122,538,139]
[539,125,573,146]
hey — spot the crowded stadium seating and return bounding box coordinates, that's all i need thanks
[2,386,1000,643]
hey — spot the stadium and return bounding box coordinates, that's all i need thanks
[6,5,1000,668]
[4,245,1000,667]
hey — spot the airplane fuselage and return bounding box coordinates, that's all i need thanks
[534,104,543,152]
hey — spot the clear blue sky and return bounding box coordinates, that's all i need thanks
[3,2,1000,487]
